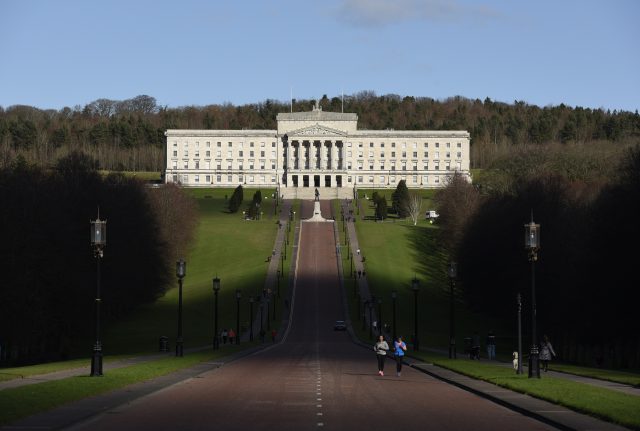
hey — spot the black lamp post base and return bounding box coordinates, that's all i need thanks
[176,341,184,357]
[90,350,103,377]
[449,339,456,359]
[528,346,540,378]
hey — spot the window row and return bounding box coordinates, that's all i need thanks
[172,141,277,149]
[172,174,277,185]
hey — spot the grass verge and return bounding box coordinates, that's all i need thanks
[549,363,640,387]
[0,345,249,426]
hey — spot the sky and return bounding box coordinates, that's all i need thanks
[1,0,638,112]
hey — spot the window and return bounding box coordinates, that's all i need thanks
[228,150,233,158]
[260,142,265,147]
[412,163,417,171]
[217,175,221,182]
[206,142,211,148]
[402,161,407,171]
[271,161,276,169]
[358,176,363,183]
[381,143,385,148]
[402,151,407,158]
[380,152,385,158]
[435,151,440,158]
[216,150,221,157]
[380,176,385,183]
[446,152,451,158]
[357,161,363,170]
[413,143,417,149]
[228,142,232,147]
[358,142,363,148]
[195,150,200,158]
[435,163,439,170]
[358,151,363,157]
[424,142,428,148]
[391,151,396,157]
[183,150,188,157]
[206,175,211,183]
[347,150,352,157]
[250,151,254,157]
[173,141,177,147]
[369,162,374,170]
[249,175,254,183]
[369,176,374,183]
[182,175,188,183]
[239,175,244,183]
[206,151,210,157]
[195,160,200,169]
[456,161,461,170]
[172,161,177,169]
[370,142,374,147]
[423,176,428,184]
[413,152,417,157]
[206,161,210,169]
[173,150,177,157]
[457,142,462,148]
[347,162,352,169]
[271,151,276,158]
[238,162,243,170]
[446,142,451,148]
[435,142,440,148]
[183,161,188,169]
[249,161,254,170]
[457,152,462,158]
[435,176,440,184]
[391,142,396,148]
[424,151,428,158]
[239,150,243,157]
[250,142,254,147]
[195,142,200,148]
[194,175,200,183]
[260,161,265,170]
[227,162,232,169]
[380,162,385,170]
[260,151,265,157]
[413,175,418,184]
[217,142,221,147]
[347,176,352,183]
[272,142,276,147]
[227,175,232,182]
[402,143,407,149]
[446,163,451,170]
[271,176,276,183]
[216,162,222,170]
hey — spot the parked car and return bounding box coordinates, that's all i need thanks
[334,320,347,331]
[425,210,439,219]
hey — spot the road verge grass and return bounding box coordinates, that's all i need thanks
[0,345,249,426]
[549,363,640,387]
[414,353,640,430]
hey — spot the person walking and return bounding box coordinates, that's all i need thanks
[540,335,556,372]
[486,330,496,360]
[471,331,481,360]
[271,328,277,343]
[373,335,389,376]
[222,329,228,345]
[228,328,236,344]
[394,336,407,377]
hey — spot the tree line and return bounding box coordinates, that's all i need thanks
[1,93,638,171]
[434,145,640,369]
[0,154,197,364]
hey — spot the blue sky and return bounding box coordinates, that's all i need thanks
[1,0,638,112]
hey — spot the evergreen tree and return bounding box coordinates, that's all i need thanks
[228,185,243,213]
[392,180,410,217]
[375,196,388,220]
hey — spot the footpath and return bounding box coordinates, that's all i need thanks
[339,198,634,431]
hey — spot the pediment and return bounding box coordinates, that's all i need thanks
[287,123,348,138]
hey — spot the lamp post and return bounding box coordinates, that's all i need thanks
[368,301,373,339]
[412,276,420,351]
[235,289,242,345]
[90,215,106,376]
[391,290,397,342]
[448,262,457,359]
[249,296,254,341]
[517,293,523,374]
[377,298,383,337]
[175,259,186,357]
[212,276,220,350]
[525,215,541,378]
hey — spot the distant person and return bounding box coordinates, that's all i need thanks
[228,328,236,344]
[486,330,496,360]
[540,335,556,372]
[271,329,277,343]
[471,331,481,360]
[374,335,389,376]
[394,336,407,377]
[222,329,228,345]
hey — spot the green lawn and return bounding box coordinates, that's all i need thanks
[0,346,249,426]
[550,363,640,387]
[102,187,280,354]
[420,354,640,430]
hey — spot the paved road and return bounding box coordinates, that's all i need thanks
[67,200,554,431]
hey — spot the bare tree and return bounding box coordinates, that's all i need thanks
[407,192,423,226]
[434,172,481,252]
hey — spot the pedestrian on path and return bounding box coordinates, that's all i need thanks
[471,331,481,360]
[228,328,236,344]
[374,335,389,376]
[540,335,556,372]
[271,329,277,343]
[222,329,228,344]
[394,336,407,377]
[486,330,496,360]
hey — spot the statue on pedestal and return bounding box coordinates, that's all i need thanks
[315,188,320,201]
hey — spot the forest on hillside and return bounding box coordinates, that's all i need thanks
[1,92,639,172]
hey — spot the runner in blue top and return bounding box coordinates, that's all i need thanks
[394,336,407,377]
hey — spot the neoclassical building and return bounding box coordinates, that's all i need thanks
[164,104,470,198]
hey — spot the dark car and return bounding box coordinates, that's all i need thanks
[334,320,347,331]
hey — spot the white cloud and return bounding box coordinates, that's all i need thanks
[335,0,497,27]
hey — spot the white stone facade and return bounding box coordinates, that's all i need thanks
[164,106,471,195]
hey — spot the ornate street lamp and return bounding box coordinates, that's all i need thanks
[412,276,420,351]
[516,293,523,374]
[525,214,541,378]
[175,259,186,357]
[90,214,106,376]
[448,262,457,359]
[212,276,221,350]
[391,290,397,342]
[235,289,242,345]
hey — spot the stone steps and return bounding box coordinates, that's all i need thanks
[280,187,354,200]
